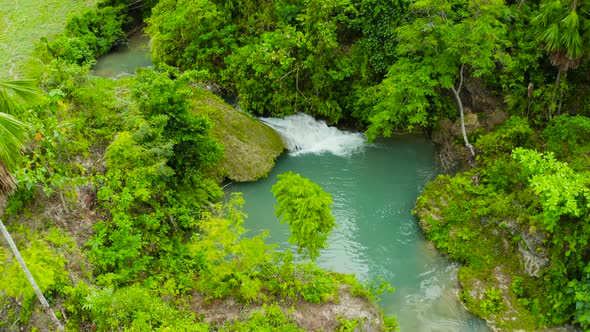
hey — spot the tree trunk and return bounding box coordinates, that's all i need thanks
[451,87,476,158]
[550,67,563,119]
[0,220,65,332]
[0,162,16,209]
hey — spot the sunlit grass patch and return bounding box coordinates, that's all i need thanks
[0,0,97,79]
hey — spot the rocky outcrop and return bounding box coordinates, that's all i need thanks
[289,285,383,332]
[451,109,481,137]
[190,284,384,331]
[416,191,574,332]
[191,89,285,182]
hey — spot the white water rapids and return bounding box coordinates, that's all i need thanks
[259,113,366,156]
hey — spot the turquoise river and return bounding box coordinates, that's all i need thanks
[94,36,490,331]
[225,114,490,331]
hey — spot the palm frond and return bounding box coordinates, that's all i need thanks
[0,112,28,172]
[0,80,41,115]
[560,10,584,59]
[539,23,562,51]
[533,1,565,27]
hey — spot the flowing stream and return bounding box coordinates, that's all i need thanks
[226,114,490,331]
[93,38,490,331]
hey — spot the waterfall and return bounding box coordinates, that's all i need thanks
[259,113,366,157]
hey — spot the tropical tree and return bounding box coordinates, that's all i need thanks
[0,80,36,197]
[0,112,26,202]
[271,172,335,262]
[532,0,589,116]
[367,0,508,158]
[0,80,64,331]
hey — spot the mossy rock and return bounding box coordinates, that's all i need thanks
[191,89,285,182]
[459,266,538,331]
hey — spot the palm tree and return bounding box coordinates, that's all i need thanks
[0,80,65,332]
[0,80,34,202]
[533,0,587,116]
[0,112,26,204]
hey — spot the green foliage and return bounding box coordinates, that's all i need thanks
[37,59,92,96]
[146,0,408,122]
[0,80,41,115]
[146,0,234,74]
[336,316,363,331]
[567,264,590,330]
[512,147,590,232]
[83,285,207,331]
[0,79,40,172]
[497,4,547,119]
[272,171,336,261]
[512,276,525,298]
[6,90,94,212]
[336,273,372,299]
[383,315,399,332]
[542,115,590,170]
[0,0,95,80]
[532,0,588,62]
[132,68,223,177]
[366,0,509,138]
[0,112,28,172]
[191,193,274,302]
[191,193,340,305]
[0,2,394,331]
[38,6,126,66]
[476,116,534,158]
[480,287,505,316]
[221,304,302,332]
[417,115,590,329]
[222,27,302,116]
[296,264,339,303]
[0,236,68,299]
[87,68,223,284]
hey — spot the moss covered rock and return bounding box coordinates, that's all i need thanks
[191,89,285,182]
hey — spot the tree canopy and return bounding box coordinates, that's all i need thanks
[272,172,336,262]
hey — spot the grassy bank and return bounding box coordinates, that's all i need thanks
[0,0,96,79]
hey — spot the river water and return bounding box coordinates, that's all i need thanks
[92,31,152,77]
[93,36,490,331]
[225,114,490,331]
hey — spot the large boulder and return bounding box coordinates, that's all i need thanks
[191,89,285,182]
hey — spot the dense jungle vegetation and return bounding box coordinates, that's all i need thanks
[1,0,590,330]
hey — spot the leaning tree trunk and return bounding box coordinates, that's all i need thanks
[0,221,65,332]
[451,87,476,158]
[451,64,476,158]
[0,162,64,332]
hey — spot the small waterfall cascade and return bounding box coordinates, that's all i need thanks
[259,113,366,157]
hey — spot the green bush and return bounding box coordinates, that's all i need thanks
[475,116,534,159]
[40,6,126,66]
[480,287,505,316]
[543,115,590,170]
[221,304,302,332]
[0,237,68,299]
[83,285,207,331]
